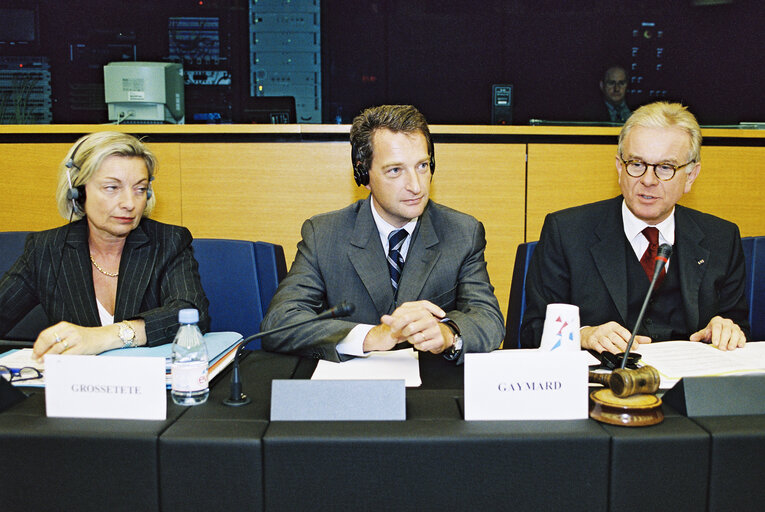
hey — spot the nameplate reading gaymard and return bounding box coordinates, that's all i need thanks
[464,350,589,420]
[45,355,166,420]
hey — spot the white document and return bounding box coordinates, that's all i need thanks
[44,354,167,420]
[312,348,422,387]
[638,341,765,388]
[464,350,590,421]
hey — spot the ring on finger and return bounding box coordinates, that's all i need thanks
[61,340,70,350]
[54,332,62,343]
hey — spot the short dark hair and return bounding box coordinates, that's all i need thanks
[349,105,434,186]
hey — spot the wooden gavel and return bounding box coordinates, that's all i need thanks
[589,365,660,398]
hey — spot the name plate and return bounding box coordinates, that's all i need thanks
[45,355,167,420]
[271,379,405,421]
[464,350,589,420]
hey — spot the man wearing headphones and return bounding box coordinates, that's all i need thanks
[261,104,504,363]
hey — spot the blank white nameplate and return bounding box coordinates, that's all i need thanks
[271,379,405,421]
[464,350,589,421]
[45,355,166,420]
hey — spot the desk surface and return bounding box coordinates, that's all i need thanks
[1,347,764,512]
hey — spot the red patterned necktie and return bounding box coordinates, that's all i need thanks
[640,227,665,285]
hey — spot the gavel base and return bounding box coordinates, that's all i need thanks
[589,388,664,427]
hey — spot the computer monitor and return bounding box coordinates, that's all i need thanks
[103,61,184,124]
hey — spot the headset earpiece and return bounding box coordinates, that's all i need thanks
[146,175,154,200]
[353,160,368,187]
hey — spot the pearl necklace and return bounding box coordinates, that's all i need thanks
[90,255,119,278]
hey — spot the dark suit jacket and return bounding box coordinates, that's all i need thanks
[0,218,210,345]
[520,197,750,348]
[261,198,504,362]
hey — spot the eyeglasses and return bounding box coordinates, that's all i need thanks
[605,80,627,88]
[0,365,43,383]
[619,156,695,181]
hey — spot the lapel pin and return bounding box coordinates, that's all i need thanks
[697,259,705,265]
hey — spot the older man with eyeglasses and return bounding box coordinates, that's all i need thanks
[521,101,749,354]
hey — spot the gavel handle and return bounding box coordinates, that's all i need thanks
[589,372,612,388]
[589,366,661,398]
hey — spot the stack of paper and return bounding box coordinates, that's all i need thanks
[638,341,765,388]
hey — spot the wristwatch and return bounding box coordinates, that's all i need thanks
[118,321,136,348]
[440,317,463,361]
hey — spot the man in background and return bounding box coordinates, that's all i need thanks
[599,65,632,123]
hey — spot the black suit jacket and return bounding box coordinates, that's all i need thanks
[0,218,210,345]
[520,197,750,348]
[261,198,505,362]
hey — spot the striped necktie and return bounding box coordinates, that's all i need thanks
[387,229,408,292]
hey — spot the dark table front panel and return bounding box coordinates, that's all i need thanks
[158,351,300,512]
[264,415,610,512]
[0,389,185,512]
[692,414,765,512]
[601,413,710,512]
[160,420,268,512]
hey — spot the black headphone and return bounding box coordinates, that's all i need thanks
[65,138,87,215]
[65,136,153,215]
[351,132,436,187]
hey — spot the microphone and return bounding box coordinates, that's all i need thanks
[223,301,356,406]
[620,243,672,369]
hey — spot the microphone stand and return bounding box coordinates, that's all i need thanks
[620,244,672,369]
[223,302,354,406]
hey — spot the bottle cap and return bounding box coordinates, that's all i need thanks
[178,308,199,324]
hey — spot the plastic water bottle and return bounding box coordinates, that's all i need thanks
[171,308,209,405]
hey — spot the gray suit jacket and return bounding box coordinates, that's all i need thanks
[261,198,504,362]
[520,196,750,348]
[0,218,210,345]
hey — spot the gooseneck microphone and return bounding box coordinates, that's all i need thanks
[223,301,355,406]
[620,243,673,369]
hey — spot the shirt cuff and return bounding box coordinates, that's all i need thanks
[335,323,374,357]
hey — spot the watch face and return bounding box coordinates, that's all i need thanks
[120,323,135,342]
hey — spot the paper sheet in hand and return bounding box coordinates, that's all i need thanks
[312,348,421,387]
[639,341,765,388]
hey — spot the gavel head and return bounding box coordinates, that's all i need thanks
[610,366,661,398]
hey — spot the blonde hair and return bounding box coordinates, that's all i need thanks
[618,101,702,165]
[55,131,157,220]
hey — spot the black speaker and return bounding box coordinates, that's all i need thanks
[491,84,513,125]
[662,375,765,416]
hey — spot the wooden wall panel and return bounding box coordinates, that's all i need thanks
[148,143,183,226]
[679,146,765,237]
[526,144,621,241]
[179,142,526,319]
[0,142,182,231]
[527,144,765,242]
[0,143,69,231]
[2,127,761,331]
[433,144,526,319]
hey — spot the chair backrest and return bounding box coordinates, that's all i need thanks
[191,238,286,349]
[742,236,765,341]
[253,241,288,319]
[0,231,31,276]
[504,241,538,349]
[0,231,50,340]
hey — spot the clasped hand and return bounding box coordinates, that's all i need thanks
[363,300,453,354]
